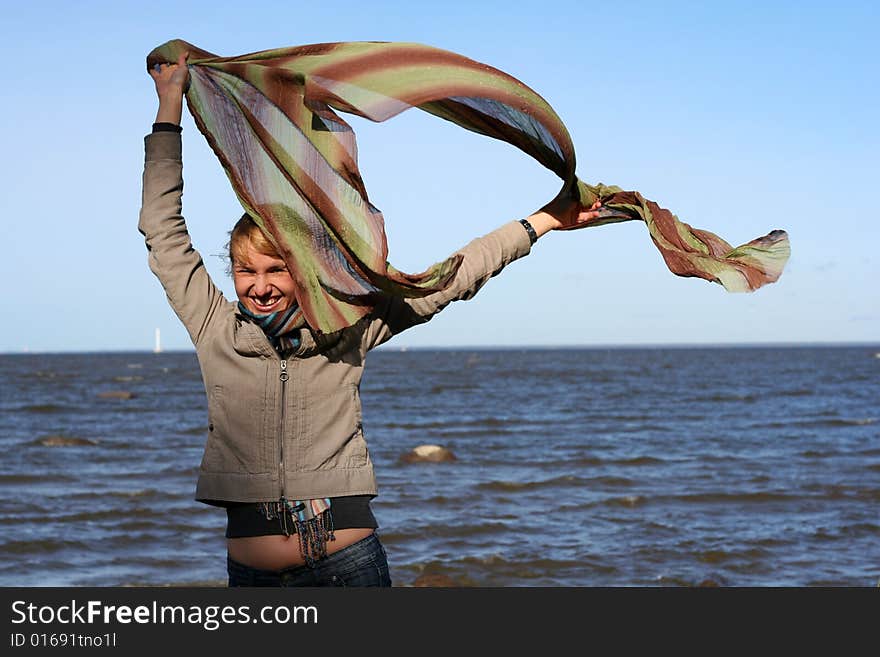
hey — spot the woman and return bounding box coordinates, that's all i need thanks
[142,53,603,587]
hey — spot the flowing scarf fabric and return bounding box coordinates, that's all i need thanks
[148,39,790,334]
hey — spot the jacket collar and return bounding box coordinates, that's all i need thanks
[233,311,319,358]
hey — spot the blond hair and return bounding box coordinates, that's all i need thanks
[227,213,279,273]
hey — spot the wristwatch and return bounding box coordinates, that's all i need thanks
[519,218,538,245]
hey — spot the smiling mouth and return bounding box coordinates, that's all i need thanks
[251,297,282,312]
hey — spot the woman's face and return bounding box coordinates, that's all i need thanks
[232,243,297,315]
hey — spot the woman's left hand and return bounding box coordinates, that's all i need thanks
[525,196,604,239]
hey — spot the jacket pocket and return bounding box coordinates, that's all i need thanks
[346,383,368,468]
[300,379,368,471]
[350,382,363,426]
[201,384,270,474]
[345,426,369,469]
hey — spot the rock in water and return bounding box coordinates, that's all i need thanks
[37,435,98,447]
[413,574,461,587]
[696,572,731,587]
[97,390,136,399]
[400,444,457,463]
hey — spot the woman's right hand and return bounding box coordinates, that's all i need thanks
[149,51,190,125]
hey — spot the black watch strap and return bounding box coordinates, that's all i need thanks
[519,218,538,245]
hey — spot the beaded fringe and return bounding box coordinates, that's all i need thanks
[259,498,336,567]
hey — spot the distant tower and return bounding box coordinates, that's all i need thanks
[154,328,162,354]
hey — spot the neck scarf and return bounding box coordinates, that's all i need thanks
[148,39,790,334]
[236,301,302,353]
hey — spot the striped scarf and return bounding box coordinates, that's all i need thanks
[148,39,790,335]
[236,302,303,354]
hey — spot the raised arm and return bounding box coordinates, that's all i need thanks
[363,196,603,350]
[139,52,227,346]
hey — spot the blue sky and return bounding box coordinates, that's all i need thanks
[1,0,877,352]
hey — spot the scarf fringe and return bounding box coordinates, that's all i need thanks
[259,498,336,567]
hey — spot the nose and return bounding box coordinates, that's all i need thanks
[252,274,273,296]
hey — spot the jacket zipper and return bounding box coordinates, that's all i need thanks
[277,357,289,532]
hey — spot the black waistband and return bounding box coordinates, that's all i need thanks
[225,495,377,538]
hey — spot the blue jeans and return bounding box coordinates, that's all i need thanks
[227,533,392,587]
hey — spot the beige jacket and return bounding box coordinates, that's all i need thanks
[139,131,532,504]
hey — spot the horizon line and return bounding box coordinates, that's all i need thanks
[2,339,879,356]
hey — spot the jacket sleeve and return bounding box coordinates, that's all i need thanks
[138,131,226,346]
[363,221,532,350]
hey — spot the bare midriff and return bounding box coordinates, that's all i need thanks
[227,527,375,571]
